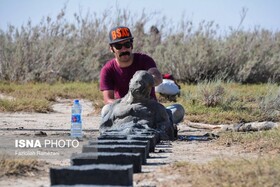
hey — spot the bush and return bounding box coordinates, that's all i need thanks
[0,7,279,83]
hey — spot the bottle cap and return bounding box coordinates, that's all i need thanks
[74,99,79,103]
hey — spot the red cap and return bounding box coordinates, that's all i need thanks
[163,73,174,80]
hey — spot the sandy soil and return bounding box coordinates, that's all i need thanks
[0,99,257,187]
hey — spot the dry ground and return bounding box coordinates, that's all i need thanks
[0,99,258,187]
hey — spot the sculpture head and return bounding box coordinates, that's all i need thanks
[129,70,154,99]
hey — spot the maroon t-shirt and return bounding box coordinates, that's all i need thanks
[100,53,157,100]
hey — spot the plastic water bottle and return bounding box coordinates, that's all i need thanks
[71,99,82,138]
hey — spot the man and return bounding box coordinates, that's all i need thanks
[99,26,162,104]
[100,26,184,131]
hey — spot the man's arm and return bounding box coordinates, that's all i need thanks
[102,90,115,104]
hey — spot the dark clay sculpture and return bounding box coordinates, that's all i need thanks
[99,70,174,140]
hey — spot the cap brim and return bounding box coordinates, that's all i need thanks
[109,37,134,44]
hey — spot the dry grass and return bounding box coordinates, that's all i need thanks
[0,155,46,177]
[217,128,280,154]
[138,126,280,186]
[168,156,280,187]
[0,81,103,113]
[0,81,279,123]
[178,82,280,124]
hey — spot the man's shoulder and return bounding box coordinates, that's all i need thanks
[134,52,153,60]
[105,58,116,65]
[133,53,156,67]
[102,58,116,70]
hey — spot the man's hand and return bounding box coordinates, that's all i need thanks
[148,67,163,86]
[102,90,115,104]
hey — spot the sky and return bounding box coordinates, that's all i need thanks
[0,0,280,33]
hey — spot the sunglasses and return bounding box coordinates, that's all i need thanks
[112,42,132,50]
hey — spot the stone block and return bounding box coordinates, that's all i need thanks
[71,152,142,173]
[89,139,150,153]
[50,164,133,186]
[82,144,147,164]
[127,135,157,152]
[98,134,128,140]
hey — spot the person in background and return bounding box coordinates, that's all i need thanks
[99,26,185,137]
[155,73,181,102]
[162,73,181,89]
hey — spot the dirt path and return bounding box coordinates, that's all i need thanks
[0,99,256,187]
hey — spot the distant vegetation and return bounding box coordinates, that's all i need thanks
[0,7,279,83]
